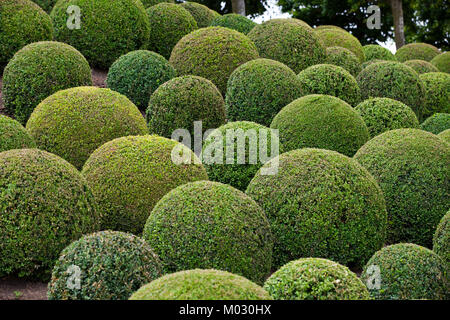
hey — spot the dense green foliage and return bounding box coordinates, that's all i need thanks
[404,59,439,74]
[419,72,450,119]
[431,52,450,73]
[141,0,173,7]
[395,43,441,62]
[314,28,364,62]
[420,113,450,134]
[438,129,450,143]
[325,46,361,76]
[31,0,56,12]
[433,211,449,273]
[180,1,216,28]
[362,44,396,62]
[210,13,256,34]
[0,115,36,152]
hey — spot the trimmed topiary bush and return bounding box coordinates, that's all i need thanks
[82,135,208,235]
[143,181,273,284]
[433,211,449,272]
[31,0,56,12]
[270,95,369,157]
[431,52,450,73]
[355,97,419,138]
[314,28,364,62]
[360,59,388,70]
[106,50,176,111]
[48,231,163,300]
[362,44,396,61]
[130,269,272,300]
[0,149,99,280]
[247,18,325,73]
[246,148,387,269]
[354,129,449,247]
[297,64,361,106]
[315,25,346,32]
[419,72,450,119]
[438,129,450,143]
[26,87,148,170]
[404,59,439,74]
[146,75,226,138]
[50,0,150,69]
[2,41,92,124]
[141,0,173,8]
[0,115,36,152]
[361,243,447,300]
[210,13,256,34]
[325,46,361,76]
[170,26,259,94]
[225,58,303,126]
[420,113,450,134]
[395,43,441,62]
[180,2,216,28]
[264,258,370,300]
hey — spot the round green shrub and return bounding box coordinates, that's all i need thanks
[106,50,176,111]
[169,26,259,94]
[0,0,53,71]
[225,58,303,126]
[297,64,362,106]
[247,19,324,74]
[431,52,450,73]
[180,2,216,28]
[246,148,387,269]
[419,72,450,119]
[362,44,396,61]
[0,149,99,280]
[356,61,426,120]
[141,0,173,8]
[420,113,450,134]
[50,0,150,69]
[143,181,273,284]
[270,95,369,157]
[0,115,36,152]
[48,231,163,300]
[31,0,56,12]
[433,211,449,272]
[325,46,361,76]
[210,13,256,35]
[315,25,347,32]
[361,243,447,300]
[82,135,208,235]
[26,86,148,170]
[404,59,439,74]
[438,128,450,143]
[314,28,364,62]
[360,59,388,70]
[354,129,449,246]
[264,258,370,300]
[2,41,92,124]
[355,97,419,138]
[130,269,272,300]
[395,43,441,62]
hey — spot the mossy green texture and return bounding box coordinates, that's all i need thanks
[47,231,163,300]
[297,64,361,106]
[395,43,441,62]
[143,181,273,284]
[0,149,99,280]
[354,129,449,247]
[361,243,447,300]
[180,2,216,28]
[362,44,396,61]
[225,58,303,126]
[31,0,56,12]
[264,258,370,300]
[355,97,419,138]
[2,41,92,125]
[325,46,361,76]
[169,26,259,94]
[270,95,369,157]
[106,50,176,112]
[50,0,150,69]
[141,0,173,8]
[431,52,450,73]
[211,13,256,35]
[314,28,364,63]
[26,86,148,170]
[404,59,439,74]
[0,115,36,152]
[433,211,449,274]
[130,269,272,300]
[360,59,388,70]
[246,148,387,269]
[419,72,450,119]
[147,75,226,138]
[420,113,450,134]
[438,128,450,143]
[248,19,325,74]
[315,25,346,32]
[82,135,208,235]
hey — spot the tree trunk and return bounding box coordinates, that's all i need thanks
[232,0,246,16]
[389,0,406,49]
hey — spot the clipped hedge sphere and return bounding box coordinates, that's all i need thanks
[82,135,208,235]
[420,113,450,134]
[431,52,450,73]
[50,0,150,69]
[270,95,369,157]
[362,44,396,61]
[225,58,303,126]
[31,0,56,12]
[0,115,36,152]
[419,72,450,119]
[180,1,216,28]
[2,41,92,124]
[360,59,388,70]
[130,269,272,300]
[106,50,176,111]
[325,46,361,76]
[48,231,163,300]
[170,27,259,94]
[246,148,387,269]
[438,129,450,143]
[264,258,370,300]
[354,129,449,246]
[143,181,273,284]
[0,149,99,280]
[395,43,441,62]
[315,25,347,32]
[211,13,256,34]
[141,0,173,8]
[433,211,449,271]
[314,28,364,62]
[26,87,148,170]
[404,59,439,74]
[361,243,447,300]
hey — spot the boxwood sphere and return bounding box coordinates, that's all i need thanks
[143,181,273,284]
[246,148,387,269]
[50,0,150,69]
[360,59,388,70]
[106,50,176,111]
[210,13,256,35]
[170,26,259,94]
[141,0,173,8]
[315,25,347,32]
[0,149,99,280]
[419,72,450,119]
[355,97,419,138]
[361,243,447,300]
[404,59,439,74]
[130,269,272,300]
[433,211,449,271]
[26,86,148,170]
[314,28,364,63]
[354,129,449,247]
[420,113,450,134]
[395,43,441,62]
[147,75,226,138]
[362,44,396,61]
[180,2,216,28]
[48,231,163,300]
[264,258,370,300]
[438,129,450,143]
[325,46,361,76]
[270,95,369,157]
[0,115,36,152]
[431,52,450,73]
[297,64,362,106]
[2,41,92,124]
[225,58,303,126]
[82,135,208,235]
